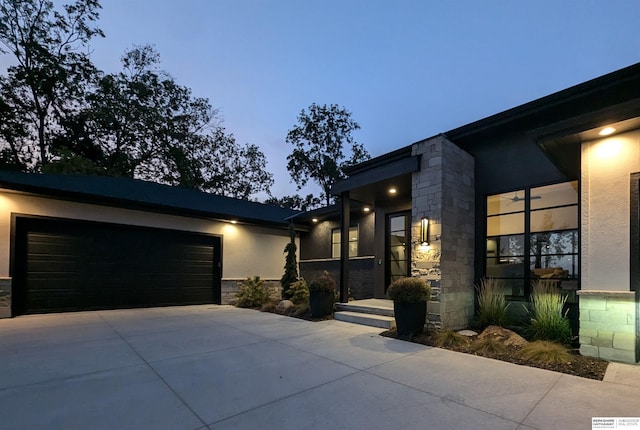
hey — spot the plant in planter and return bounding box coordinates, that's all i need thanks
[387,277,431,336]
[308,271,337,318]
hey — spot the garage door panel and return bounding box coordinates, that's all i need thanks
[13,217,221,314]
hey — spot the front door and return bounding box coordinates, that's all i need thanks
[386,212,411,290]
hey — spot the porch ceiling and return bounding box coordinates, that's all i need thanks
[345,173,412,206]
[330,153,419,206]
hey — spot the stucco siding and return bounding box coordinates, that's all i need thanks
[581,129,640,292]
[0,191,292,281]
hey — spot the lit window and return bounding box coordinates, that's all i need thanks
[332,226,358,258]
[485,181,579,299]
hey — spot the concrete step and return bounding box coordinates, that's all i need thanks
[334,311,396,329]
[335,302,394,317]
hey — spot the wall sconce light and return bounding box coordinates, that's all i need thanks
[420,217,429,246]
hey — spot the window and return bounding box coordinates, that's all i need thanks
[486,181,579,299]
[332,226,358,258]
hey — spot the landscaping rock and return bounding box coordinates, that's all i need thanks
[478,325,528,347]
[276,300,294,314]
[457,329,478,337]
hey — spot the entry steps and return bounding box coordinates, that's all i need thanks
[334,299,396,330]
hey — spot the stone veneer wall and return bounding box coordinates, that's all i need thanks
[0,277,11,318]
[411,135,475,330]
[578,291,637,363]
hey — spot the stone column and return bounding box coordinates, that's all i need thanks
[411,135,475,330]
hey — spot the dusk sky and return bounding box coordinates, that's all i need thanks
[17,1,640,199]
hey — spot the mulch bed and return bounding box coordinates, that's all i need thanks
[380,329,609,381]
[256,305,608,381]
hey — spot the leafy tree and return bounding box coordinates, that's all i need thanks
[0,0,104,169]
[51,45,274,199]
[0,3,273,200]
[280,223,298,299]
[264,193,322,211]
[286,103,370,205]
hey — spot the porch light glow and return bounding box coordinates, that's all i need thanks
[388,187,397,194]
[598,126,616,136]
[363,207,371,213]
[311,218,318,223]
[420,217,429,246]
[230,220,238,224]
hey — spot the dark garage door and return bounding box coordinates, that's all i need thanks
[12,217,221,315]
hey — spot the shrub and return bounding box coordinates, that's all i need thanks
[474,277,510,328]
[387,277,430,303]
[260,300,278,313]
[308,271,337,294]
[288,278,310,306]
[235,276,270,308]
[525,280,571,344]
[280,224,298,299]
[434,330,470,348]
[471,337,506,354]
[518,340,572,364]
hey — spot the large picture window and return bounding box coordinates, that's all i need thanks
[332,226,358,258]
[486,181,579,299]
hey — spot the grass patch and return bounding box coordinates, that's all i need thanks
[518,340,572,364]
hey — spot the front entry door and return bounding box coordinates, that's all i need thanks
[386,212,411,290]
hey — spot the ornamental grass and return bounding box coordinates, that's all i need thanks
[475,277,510,328]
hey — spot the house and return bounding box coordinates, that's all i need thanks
[0,172,299,317]
[293,62,640,364]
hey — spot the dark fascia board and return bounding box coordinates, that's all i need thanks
[286,201,364,223]
[343,145,413,176]
[331,155,421,196]
[445,62,640,141]
[0,172,299,229]
[531,99,640,142]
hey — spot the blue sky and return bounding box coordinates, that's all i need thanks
[18,1,640,198]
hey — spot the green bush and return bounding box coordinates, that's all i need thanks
[434,330,470,348]
[387,277,430,303]
[308,271,337,294]
[525,280,572,344]
[235,276,270,308]
[288,278,310,306]
[475,277,510,328]
[518,340,572,364]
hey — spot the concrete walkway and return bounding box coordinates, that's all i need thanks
[0,305,638,430]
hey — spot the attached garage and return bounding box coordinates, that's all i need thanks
[12,216,222,315]
[0,172,300,318]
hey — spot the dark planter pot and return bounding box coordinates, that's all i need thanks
[309,290,335,317]
[393,301,427,336]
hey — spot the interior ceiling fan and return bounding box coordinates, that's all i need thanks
[502,192,542,204]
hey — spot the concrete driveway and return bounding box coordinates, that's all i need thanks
[0,305,638,430]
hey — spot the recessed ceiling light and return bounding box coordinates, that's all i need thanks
[388,187,397,194]
[363,207,371,212]
[599,127,616,136]
[311,218,318,223]
[230,220,238,224]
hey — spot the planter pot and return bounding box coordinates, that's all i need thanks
[309,290,335,317]
[393,301,427,336]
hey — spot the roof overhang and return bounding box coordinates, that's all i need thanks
[535,99,640,178]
